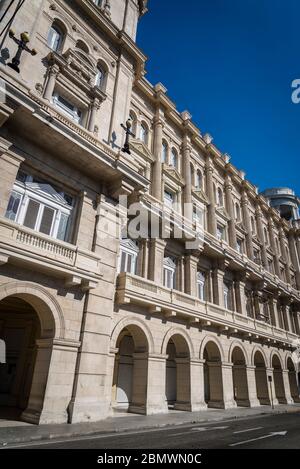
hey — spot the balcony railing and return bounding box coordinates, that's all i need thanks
[116,272,299,346]
[0,217,102,290]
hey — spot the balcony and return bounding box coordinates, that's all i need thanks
[0,217,102,290]
[116,272,299,346]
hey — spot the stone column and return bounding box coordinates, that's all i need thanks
[148,238,166,284]
[280,301,292,332]
[269,296,280,328]
[268,218,281,277]
[282,369,294,404]
[146,354,169,414]
[190,359,207,411]
[246,365,260,407]
[234,276,247,316]
[184,254,198,296]
[205,156,217,236]
[138,239,149,279]
[296,235,300,264]
[213,266,225,307]
[241,189,254,260]
[174,358,192,411]
[152,108,164,201]
[129,352,149,414]
[255,205,268,268]
[266,368,279,406]
[88,98,100,132]
[182,134,192,221]
[0,146,24,217]
[43,64,60,101]
[279,227,292,284]
[224,173,237,249]
[221,362,238,408]
[288,231,300,289]
[22,338,79,424]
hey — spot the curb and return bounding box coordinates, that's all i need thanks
[1,406,300,447]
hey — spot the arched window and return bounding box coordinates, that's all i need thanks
[195,170,203,189]
[129,111,137,135]
[140,122,148,144]
[95,64,106,89]
[217,187,224,206]
[162,141,168,163]
[47,24,64,52]
[76,40,89,54]
[170,148,177,168]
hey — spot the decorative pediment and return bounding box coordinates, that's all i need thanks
[130,140,155,163]
[216,206,230,222]
[163,164,184,186]
[192,188,209,205]
[236,221,247,234]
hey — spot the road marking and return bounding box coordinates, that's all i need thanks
[233,427,263,434]
[192,426,229,432]
[230,431,287,447]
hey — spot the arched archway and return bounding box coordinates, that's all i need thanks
[0,288,59,422]
[272,355,286,404]
[165,334,191,411]
[111,324,149,414]
[287,357,300,403]
[254,351,270,405]
[203,341,224,408]
[232,346,250,407]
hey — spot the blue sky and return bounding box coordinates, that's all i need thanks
[137,0,300,194]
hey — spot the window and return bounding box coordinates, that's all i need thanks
[216,224,225,241]
[195,170,202,189]
[95,65,106,89]
[254,248,261,265]
[164,190,175,209]
[223,283,229,309]
[170,148,177,168]
[52,93,82,123]
[118,239,139,274]
[5,191,22,221]
[236,238,243,254]
[47,25,64,52]
[268,258,274,274]
[217,187,224,207]
[162,142,168,163]
[190,164,195,186]
[93,0,103,6]
[264,228,269,245]
[5,177,73,242]
[129,111,137,135]
[163,257,176,289]
[140,123,148,144]
[193,204,204,227]
[197,271,206,301]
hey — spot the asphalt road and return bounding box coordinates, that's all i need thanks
[4,413,300,449]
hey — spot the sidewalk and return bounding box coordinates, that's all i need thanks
[1,404,300,446]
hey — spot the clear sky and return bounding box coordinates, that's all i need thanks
[137,0,300,195]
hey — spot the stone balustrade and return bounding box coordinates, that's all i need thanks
[116,272,299,346]
[0,217,102,290]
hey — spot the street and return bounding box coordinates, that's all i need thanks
[4,412,300,449]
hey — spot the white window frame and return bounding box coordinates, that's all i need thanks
[52,93,82,123]
[163,257,176,289]
[118,239,139,275]
[164,189,175,209]
[47,25,63,52]
[5,181,72,241]
[223,283,229,310]
[216,224,225,241]
[197,271,206,301]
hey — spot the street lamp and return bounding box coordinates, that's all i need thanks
[121,118,135,155]
[7,29,37,73]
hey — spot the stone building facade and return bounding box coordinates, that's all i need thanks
[0,0,299,425]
